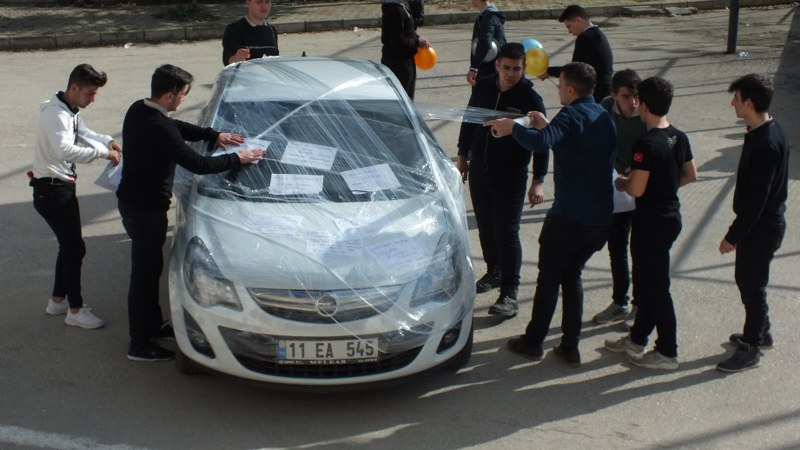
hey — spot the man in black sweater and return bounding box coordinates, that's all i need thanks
[457,43,548,318]
[381,0,431,100]
[222,0,279,66]
[541,5,613,102]
[117,64,264,361]
[716,74,789,373]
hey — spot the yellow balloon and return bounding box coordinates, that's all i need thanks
[525,48,549,77]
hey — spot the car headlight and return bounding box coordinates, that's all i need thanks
[409,231,461,307]
[183,237,243,311]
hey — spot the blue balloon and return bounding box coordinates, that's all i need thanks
[521,38,544,51]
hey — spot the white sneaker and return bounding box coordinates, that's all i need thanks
[604,335,645,356]
[65,307,105,329]
[45,298,69,315]
[630,350,679,371]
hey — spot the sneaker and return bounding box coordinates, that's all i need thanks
[476,268,502,294]
[64,307,105,329]
[716,344,762,373]
[152,321,175,340]
[592,302,630,324]
[604,335,645,356]
[729,332,773,350]
[553,344,581,367]
[630,350,679,371]
[488,294,518,318]
[127,342,175,362]
[507,335,543,361]
[45,298,69,315]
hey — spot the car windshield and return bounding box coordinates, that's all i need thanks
[196,97,437,203]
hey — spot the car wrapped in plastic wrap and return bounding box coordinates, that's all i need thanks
[168,56,476,386]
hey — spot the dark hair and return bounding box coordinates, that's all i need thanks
[637,76,673,117]
[728,74,772,113]
[498,42,525,62]
[67,64,107,89]
[559,4,589,22]
[151,64,194,98]
[611,69,641,93]
[560,62,596,97]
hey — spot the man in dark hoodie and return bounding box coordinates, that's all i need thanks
[381,0,431,99]
[457,43,548,318]
[467,0,507,86]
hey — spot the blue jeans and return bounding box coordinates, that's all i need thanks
[629,214,681,357]
[524,216,609,349]
[33,181,85,309]
[469,167,527,295]
[735,219,785,346]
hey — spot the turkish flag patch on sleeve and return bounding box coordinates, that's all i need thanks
[633,152,644,163]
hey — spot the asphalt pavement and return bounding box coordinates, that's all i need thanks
[1,3,799,450]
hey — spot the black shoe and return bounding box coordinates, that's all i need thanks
[128,341,176,362]
[729,332,773,349]
[553,344,581,368]
[716,344,762,373]
[476,268,502,293]
[153,321,175,340]
[507,335,543,361]
[488,294,518,318]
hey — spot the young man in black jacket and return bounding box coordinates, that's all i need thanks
[716,74,789,373]
[381,0,431,100]
[466,0,506,86]
[457,43,549,318]
[118,65,265,361]
[541,4,613,102]
[222,0,279,66]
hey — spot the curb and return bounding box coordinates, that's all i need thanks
[1,0,795,51]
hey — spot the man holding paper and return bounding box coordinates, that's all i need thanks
[117,64,264,362]
[30,63,121,330]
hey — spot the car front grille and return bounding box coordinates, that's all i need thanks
[247,286,400,324]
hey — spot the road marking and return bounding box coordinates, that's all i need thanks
[0,425,153,450]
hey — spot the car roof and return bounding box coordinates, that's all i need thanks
[219,57,401,103]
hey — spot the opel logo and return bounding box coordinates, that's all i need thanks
[316,293,339,317]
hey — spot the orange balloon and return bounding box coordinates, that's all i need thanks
[414,47,437,70]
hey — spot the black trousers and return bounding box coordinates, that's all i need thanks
[524,216,609,349]
[382,58,416,100]
[469,167,527,296]
[33,182,85,309]
[119,202,168,346]
[735,219,785,346]
[607,210,633,307]
[629,214,681,357]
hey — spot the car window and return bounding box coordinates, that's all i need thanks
[196,99,437,203]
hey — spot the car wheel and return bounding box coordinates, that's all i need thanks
[175,347,203,376]
[447,324,473,371]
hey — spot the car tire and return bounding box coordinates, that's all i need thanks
[447,324,474,371]
[175,347,203,376]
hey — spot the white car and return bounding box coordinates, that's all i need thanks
[168,57,475,387]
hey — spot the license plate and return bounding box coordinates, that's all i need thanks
[277,338,379,364]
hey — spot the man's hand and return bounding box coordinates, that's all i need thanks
[230,48,250,64]
[614,175,629,192]
[108,140,122,153]
[528,111,549,130]
[237,149,266,165]
[719,239,736,254]
[418,37,431,49]
[466,71,477,86]
[485,117,514,138]
[456,155,469,183]
[528,179,544,206]
[216,133,245,149]
[106,149,121,167]
[538,72,549,81]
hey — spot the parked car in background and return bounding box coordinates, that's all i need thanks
[168,56,475,387]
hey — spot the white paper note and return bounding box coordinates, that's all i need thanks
[269,174,324,195]
[281,141,338,170]
[306,233,364,257]
[342,163,401,192]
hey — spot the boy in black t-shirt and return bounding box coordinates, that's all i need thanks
[604,76,697,370]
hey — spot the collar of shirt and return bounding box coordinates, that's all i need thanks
[143,98,170,117]
[244,15,266,27]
